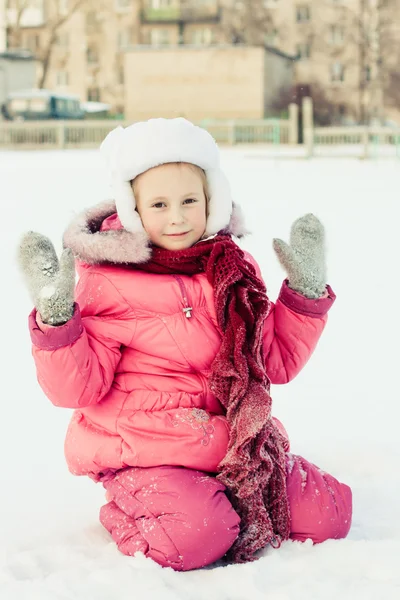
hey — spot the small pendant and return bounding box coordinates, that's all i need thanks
[183,307,193,318]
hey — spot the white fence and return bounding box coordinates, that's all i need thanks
[2,116,399,159]
[305,126,400,159]
[0,121,120,150]
[198,118,293,145]
[0,117,297,150]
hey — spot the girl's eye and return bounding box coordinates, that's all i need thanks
[152,202,166,209]
[183,198,197,204]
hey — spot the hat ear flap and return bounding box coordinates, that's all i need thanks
[205,169,233,236]
[114,180,144,234]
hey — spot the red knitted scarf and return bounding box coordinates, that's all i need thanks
[136,234,290,562]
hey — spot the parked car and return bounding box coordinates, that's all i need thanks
[1,89,84,121]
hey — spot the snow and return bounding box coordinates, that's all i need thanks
[81,102,112,114]
[1,147,399,599]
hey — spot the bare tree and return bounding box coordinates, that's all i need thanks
[6,0,30,49]
[271,80,347,128]
[6,0,90,88]
[375,1,400,117]
[307,0,400,124]
[220,0,276,45]
[40,0,92,88]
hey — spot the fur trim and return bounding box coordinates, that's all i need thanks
[63,200,151,265]
[227,203,250,238]
[63,200,248,267]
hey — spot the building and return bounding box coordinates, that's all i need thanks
[2,1,397,124]
[263,0,390,124]
[124,44,294,121]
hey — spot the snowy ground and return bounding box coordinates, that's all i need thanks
[1,148,399,599]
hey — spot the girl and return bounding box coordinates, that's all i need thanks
[18,118,352,571]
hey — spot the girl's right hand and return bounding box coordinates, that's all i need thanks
[18,232,75,326]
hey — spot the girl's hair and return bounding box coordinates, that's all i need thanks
[132,162,210,214]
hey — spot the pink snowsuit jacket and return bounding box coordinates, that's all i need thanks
[29,210,336,481]
[28,206,352,570]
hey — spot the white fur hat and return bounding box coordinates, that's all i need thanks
[100,117,234,236]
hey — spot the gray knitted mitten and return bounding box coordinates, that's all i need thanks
[18,232,75,325]
[273,213,327,299]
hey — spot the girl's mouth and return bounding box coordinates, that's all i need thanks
[166,232,190,237]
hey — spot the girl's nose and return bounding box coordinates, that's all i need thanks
[170,208,185,225]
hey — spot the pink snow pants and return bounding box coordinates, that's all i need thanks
[99,432,352,571]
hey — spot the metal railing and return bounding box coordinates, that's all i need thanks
[199,119,289,145]
[0,118,293,150]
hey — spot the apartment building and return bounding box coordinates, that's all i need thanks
[2,0,395,123]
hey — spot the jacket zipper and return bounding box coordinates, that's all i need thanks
[173,275,193,318]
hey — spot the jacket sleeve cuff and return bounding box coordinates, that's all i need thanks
[278,280,336,317]
[28,303,83,350]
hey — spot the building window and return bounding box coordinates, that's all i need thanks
[56,70,69,86]
[88,87,101,102]
[296,5,311,23]
[331,62,345,82]
[265,28,278,47]
[26,33,40,52]
[118,65,125,85]
[118,28,132,49]
[56,32,69,48]
[86,11,98,32]
[59,0,69,15]
[150,0,174,8]
[296,42,311,59]
[191,28,213,45]
[116,0,131,8]
[329,24,345,45]
[87,46,99,64]
[149,28,170,45]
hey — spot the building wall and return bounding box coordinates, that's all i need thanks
[124,46,266,121]
[43,11,87,102]
[0,56,37,104]
[263,50,293,115]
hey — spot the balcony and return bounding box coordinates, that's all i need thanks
[141,5,220,24]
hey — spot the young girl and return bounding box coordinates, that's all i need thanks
[18,118,352,571]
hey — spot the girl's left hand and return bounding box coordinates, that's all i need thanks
[273,213,327,299]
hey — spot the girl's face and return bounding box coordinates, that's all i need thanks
[134,162,207,251]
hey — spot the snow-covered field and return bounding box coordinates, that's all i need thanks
[1,148,399,599]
